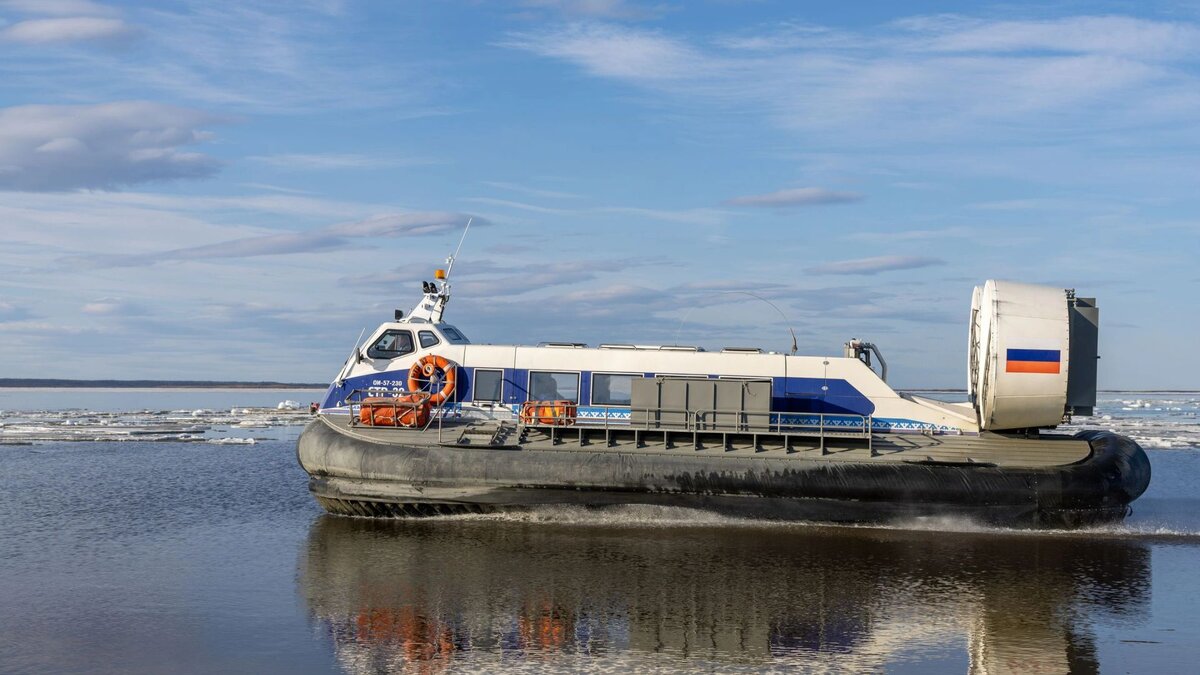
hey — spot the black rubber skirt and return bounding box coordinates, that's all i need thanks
[297,419,1151,528]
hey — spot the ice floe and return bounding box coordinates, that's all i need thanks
[1064,393,1200,450]
[0,404,312,444]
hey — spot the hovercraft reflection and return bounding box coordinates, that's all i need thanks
[297,247,1150,527]
[299,515,1150,673]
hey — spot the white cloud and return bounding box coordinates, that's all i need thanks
[715,22,852,52]
[1,17,135,44]
[847,226,973,242]
[502,17,1200,144]
[124,2,433,113]
[518,0,666,20]
[596,206,727,226]
[897,15,1200,59]
[501,23,711,81]
[237,182,313,195]
[461,197,728,225]
[84,211,478,267]
[557,283,653,304]
[326,213,474,237]
[247,153,432,170]
[806,255,944,275]
[0,101,223,191]
[481,181,583,200]
[0,2,441,114]
[0,0,116,17]
[724,187,863,208]
[81,298,144,316]
[461,197,574,215]
[0,300,34,322]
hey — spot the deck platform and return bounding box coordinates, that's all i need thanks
[325,413,1091,469]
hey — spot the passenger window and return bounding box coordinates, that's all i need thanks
[366,330,414,359]
[441,326,469,343]
[529,371,580,402]
[473,369,502,402]
[592,373,635,406]
[418,330,440,349]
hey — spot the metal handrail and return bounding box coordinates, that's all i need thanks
[347,389,876,451]
[517,403,875,454]
[521,404,874,437]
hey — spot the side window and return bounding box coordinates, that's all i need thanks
[366,330,414,359]
[418,330,440,349]
[592,373,635,406]
[473,369,502,402]
[441,326,470,343]
[529,371,580,403]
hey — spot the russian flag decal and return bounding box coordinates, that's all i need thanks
[1006,348,1061,374]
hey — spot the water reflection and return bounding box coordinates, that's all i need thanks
[299,513,1150,673]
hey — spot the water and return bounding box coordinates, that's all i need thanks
[1,390,1199,673]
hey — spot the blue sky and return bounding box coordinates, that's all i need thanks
[1,0,1197,388]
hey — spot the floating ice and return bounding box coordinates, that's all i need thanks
[0,406,311,444]
[277,400,300,410]
[1064,393,1200,450]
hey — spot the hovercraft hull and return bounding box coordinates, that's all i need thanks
[297,416,1150,529]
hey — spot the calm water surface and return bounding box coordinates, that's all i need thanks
[2,391,1199,673]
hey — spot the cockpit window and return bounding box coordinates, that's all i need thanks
[366,330,414,359]
[441,326,469,343]
[418,330,440,349]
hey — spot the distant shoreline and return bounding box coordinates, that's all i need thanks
[901,388,1200,394]
[0,379,327,389]
[0,380,1192,394]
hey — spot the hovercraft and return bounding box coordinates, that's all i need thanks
[297,242,1150,528]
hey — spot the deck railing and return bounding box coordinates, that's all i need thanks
[344,389,875,453]
[523,405,875,454]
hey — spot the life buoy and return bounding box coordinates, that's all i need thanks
[407,355,457,405]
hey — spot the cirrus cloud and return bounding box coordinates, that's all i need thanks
[81,298,145,316]
[502,16,1200,145]
[81,212,482,268]
[806,255,944,275]
[0,300,35,322]
[724,187,863,208]
[518,0,667,21]
[0,0,117,17]
[0,17,136,44]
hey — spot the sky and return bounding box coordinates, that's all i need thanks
[1,0,1198,388]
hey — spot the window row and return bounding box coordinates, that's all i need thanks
[472,370,636,406]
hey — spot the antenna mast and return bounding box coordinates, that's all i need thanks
[412,217,471,324]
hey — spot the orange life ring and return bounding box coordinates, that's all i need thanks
[407,354,457,405]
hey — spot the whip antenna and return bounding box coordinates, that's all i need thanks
[672,290,798,355]
[444,217,472,280]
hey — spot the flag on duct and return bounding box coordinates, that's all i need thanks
[1005,348,1061,374]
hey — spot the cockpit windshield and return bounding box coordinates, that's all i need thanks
[366,330,414,359]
